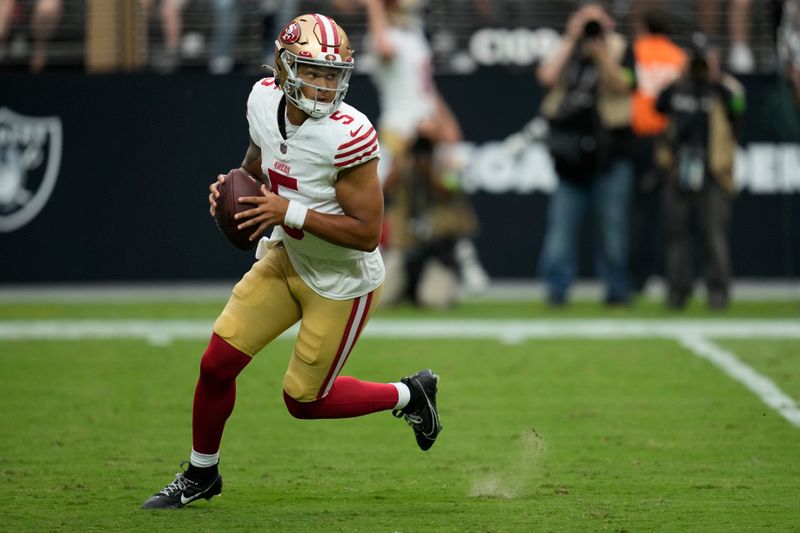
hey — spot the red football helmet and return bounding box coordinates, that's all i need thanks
[273,13,354,118]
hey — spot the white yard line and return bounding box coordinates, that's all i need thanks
[1,279,798,302]
[1,319,799,341]
[1,318,798,426]
[679,335,800,427]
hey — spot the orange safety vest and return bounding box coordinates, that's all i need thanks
[632,35,686,137]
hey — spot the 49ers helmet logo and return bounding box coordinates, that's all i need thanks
[0,107,62,233]
[280,23,301,44]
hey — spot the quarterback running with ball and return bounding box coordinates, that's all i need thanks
[142,13,442,509]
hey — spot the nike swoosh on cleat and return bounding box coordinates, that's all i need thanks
[349,125,363,137]
[179,482,216,505]
[180,493,198,505]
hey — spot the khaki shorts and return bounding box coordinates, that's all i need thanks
[213,245,382,401]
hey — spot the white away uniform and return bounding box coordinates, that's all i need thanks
[246,77,384,300]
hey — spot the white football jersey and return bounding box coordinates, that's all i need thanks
[246,77,385,300]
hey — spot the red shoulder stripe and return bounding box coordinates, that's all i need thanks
[335,144,379,167]
[337,127,375,150]
[335,131,378,160]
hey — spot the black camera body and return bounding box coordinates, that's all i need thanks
[583,19,603,39]
[689,52,709,81]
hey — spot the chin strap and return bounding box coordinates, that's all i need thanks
[277,95,288,139]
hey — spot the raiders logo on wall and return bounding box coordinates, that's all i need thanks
[0,107,62,233]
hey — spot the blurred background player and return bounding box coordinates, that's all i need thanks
[142,13,441,509]
[654,32,745,310]
[362,0,489,300]
[537,2,637,307]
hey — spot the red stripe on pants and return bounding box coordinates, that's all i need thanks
[316,292,373,399]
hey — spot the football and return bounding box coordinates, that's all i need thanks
[214,167,270,251]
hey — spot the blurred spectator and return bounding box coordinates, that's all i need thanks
[0,0,15,61]
[208,0,239,74]
[0,0,62,71]
[728,0,755,72]
[141,0,188,73]
[30,0,59,71]
[207,0,297,74]
[362,0,489,299]
[629,4,687,293]
[654,33,745,310]
[791,63,800,106]
[696,0,755,73]
[777,0,800,106]
[381,134,484,308]
[537,2,637,307]
[258,0,298,63]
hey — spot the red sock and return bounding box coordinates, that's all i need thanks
[283,376,399,419]
[192,334,252,454]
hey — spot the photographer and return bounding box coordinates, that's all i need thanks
[655,33,745,310]
[381,135,487,309]
[537,2,637,306]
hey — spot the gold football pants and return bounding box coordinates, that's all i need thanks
[212,245,382,402]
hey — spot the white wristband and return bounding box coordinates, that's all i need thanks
[284,200,309,229]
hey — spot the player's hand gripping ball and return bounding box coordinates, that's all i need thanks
[214,168,269,251]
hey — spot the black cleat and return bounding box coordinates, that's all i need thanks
[393,369,442,451]
[141,466,222,509]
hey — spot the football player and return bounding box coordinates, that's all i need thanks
[363,0,461,179]
[142,13,442,510]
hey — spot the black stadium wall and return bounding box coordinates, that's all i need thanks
[1,71,798,283]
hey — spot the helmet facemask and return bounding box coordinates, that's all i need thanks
[278,49,353,118]
[273,14,355,118]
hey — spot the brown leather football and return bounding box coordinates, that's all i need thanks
[214,168,269,251]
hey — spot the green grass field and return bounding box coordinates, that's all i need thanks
[1,298,799,532]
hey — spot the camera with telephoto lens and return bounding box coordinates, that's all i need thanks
[583,20,603,39]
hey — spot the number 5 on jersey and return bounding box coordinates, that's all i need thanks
[267,168,304,240]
